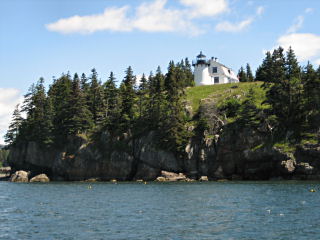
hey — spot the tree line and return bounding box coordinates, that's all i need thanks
[238,47,320,142]
[5,59,194,156]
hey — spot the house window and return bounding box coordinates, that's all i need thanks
[212,67,218,73]
[228,69,231,74]
[214,77,219,83]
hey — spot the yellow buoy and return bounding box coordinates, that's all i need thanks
[88,185,92,189]
[144,181,147,184]
[310,189,316,192]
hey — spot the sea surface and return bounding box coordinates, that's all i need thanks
[1,181,320,240]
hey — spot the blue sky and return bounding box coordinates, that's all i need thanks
[1,0,320,143]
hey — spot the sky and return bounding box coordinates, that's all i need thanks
[1,0,320,144]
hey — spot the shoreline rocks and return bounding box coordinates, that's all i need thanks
[30,174,50,183]
[10,170,29,182]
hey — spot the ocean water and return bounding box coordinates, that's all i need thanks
[1,181,320,240]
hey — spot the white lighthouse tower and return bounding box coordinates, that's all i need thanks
[193,51,239,86]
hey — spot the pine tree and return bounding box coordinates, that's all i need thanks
[137,73,148,119]
[104,72,120,131]
[4,104,23,145]
[48,73,73,142]
[20,78,54,145]
[256,51,273,83]
[303,62,320,129]
[148,67,165,127]
[119,66,136,130]
[246,63,254,82]
[263,47,304,137]
[88,68,106,127]
[239,88,259,127]
[238,66,248,82]
[66,73,93,135]
[161,61,188,155]
[184,58,195,87]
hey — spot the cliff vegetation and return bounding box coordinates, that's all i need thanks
[4,47,320,181]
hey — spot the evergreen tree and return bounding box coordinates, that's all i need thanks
[246,63,254,82]
[137,73,148,119]
[4,104,23,145]
[119,66,136,130]
[148,67,165,128]
[88,68,106,126]
[238,66,248,82]
[21,78,54,144]
[104,72,120,131]
[48,73,73,142]
[162,61,188,155]
[66,73,93,135]
[256,51,273,83]
[303,62,320,129]
[184,58,195,87]
[263,47,304,136]
[239,88,259,127]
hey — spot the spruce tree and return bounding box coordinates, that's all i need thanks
[184,58,195,86]
[246,63,254,82]
[48,73,73,142]
[162,61,188,155]
[137,73,148,119]
[303,63,320,129]
[239,88,259,127]
[238,66,248,82]
[256,51,273,83]
[119,66,136,130]
[88,68,106,127]
[67,73,93,135]
[104,72,120,131]
[4,104,23,145]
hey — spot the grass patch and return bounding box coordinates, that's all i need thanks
[300,132,318,145]
[186,82,266,112]
[274,142,296,153]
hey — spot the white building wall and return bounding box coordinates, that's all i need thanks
[194,64,212,85]
[194,58,239,86]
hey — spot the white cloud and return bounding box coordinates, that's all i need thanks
[287,15,304,33]
[215,6,263,33]
[256,6,264,16]
[315,59,320,66]
[276,33,320,62]
[46,6,131,34]
[305,8,313,14]
[133,0,199,34]
[46,0,229,35]
[0,88,22,145]
[215,18,253,32]
[179,0,228,18]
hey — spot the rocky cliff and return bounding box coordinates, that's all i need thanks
[8,99,320,181]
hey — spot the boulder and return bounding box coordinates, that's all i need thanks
[0,166,11,178]
[155,171,188,182]
[30,174,50,183]
[10,170,29,182]
[199,176,209,181]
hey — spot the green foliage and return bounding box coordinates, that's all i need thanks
[0,149,9,165]
[218,97,241,118]
[238,66,248,82]
[263,47,304,137]
[4,104,23,145]
[238,88,260,127]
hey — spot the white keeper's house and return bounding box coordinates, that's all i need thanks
[192,51,239,86]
